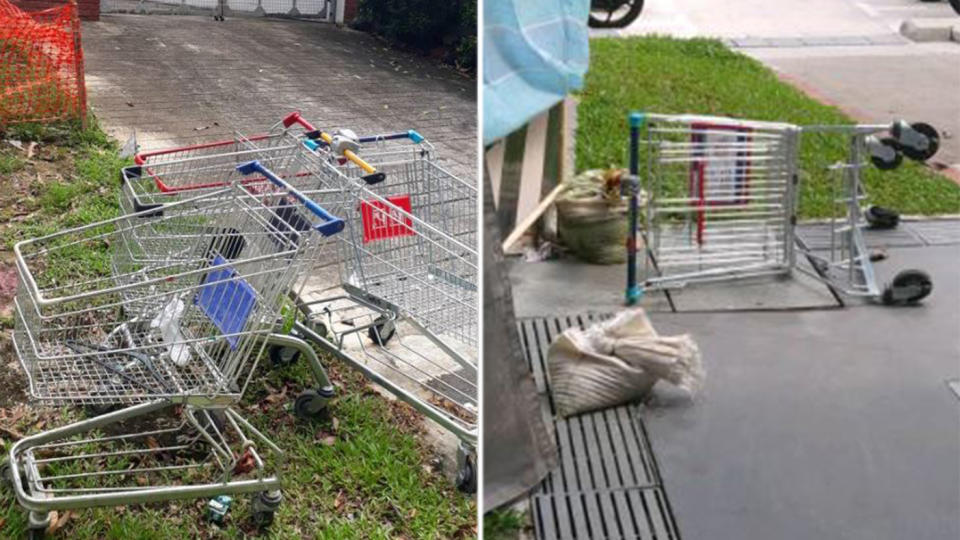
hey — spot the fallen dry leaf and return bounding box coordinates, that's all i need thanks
[47,510,73,534]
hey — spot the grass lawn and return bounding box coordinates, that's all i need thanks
[576,36,960,218]
[0,120,476,539]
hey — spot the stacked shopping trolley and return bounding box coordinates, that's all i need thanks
[3,113,477,536]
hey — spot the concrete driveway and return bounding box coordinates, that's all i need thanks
[81,15,477,181]
[594,0,960,173]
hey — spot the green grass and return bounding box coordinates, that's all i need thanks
[0,119,476,538]
[0,154,24,174]
[483,509,526,540]
[576,36,960,218]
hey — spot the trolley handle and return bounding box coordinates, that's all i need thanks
[119,166,165,216]
[282,111,378,176]
[282,112,424,144]
[236,160,345,237]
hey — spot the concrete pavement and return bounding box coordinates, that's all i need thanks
[644,243,960,540]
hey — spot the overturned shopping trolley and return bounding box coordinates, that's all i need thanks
[625,112,938,306]
[4,177,345,534]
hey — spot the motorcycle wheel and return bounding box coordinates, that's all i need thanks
[589,0,645,28]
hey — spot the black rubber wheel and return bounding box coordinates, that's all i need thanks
[864,205,900,230]
[367,320,395,346]
[898,123,940,162]
[293,389,329,419]
[0,461,13,490]
[870,137,903,171]
[882,269,933,305]
[589,0,644,28]
[268,345,301,367]
[949,0,960,16]
[251,491,281,528]
[252,510,274,528]
[198,409,227,440]
[83,403,120,418]
[455,456,476,494]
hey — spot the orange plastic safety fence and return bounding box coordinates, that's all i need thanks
[0,0,87,126]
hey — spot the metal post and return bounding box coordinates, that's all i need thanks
[626,112,644,305]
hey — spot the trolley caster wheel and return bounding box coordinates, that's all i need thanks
[455,456,476,494]
[83,403,120,418]
[268,345,301,367]
[893,122,940,162]
[882,269,933,306]
[27,511,50,539]
[251,491,282,529]
[195,408,228,442]
[865,205,900,230]
[293,388,332,419]
[0,461,13,490]
[869,137,903,171]
[368,318,395,346]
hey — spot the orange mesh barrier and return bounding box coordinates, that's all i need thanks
[0,0,87,126]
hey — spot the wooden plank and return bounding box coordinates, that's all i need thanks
[485,140,506,208]
[497,126,527,234]
[501,184,563,252]
[517,111,549,229]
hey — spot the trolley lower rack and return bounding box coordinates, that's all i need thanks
[2,401,283,534]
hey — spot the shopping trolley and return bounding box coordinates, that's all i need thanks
[236,154,479,493]
[3,177,345,534]
[626,112,938,306]
[116,119,421,412]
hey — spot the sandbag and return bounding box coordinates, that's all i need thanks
[556,169,642,265]
[547,309,704,417]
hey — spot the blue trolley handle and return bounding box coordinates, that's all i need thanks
[236,160,345,237]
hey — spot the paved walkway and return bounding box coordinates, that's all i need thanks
[645,243,960,540]
[81,15,476,181]
[593,0,960,173]
[510,226,960,538]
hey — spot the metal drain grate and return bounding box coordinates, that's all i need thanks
[518,314,681,540]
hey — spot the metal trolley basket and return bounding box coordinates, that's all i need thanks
[626,112,938,307]
[4,178,346,534]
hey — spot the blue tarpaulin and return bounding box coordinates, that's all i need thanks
[483,0,590,145]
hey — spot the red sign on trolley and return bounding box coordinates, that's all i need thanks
[360,195,415,243]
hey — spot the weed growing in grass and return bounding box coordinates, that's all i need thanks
[484,508,527,540]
